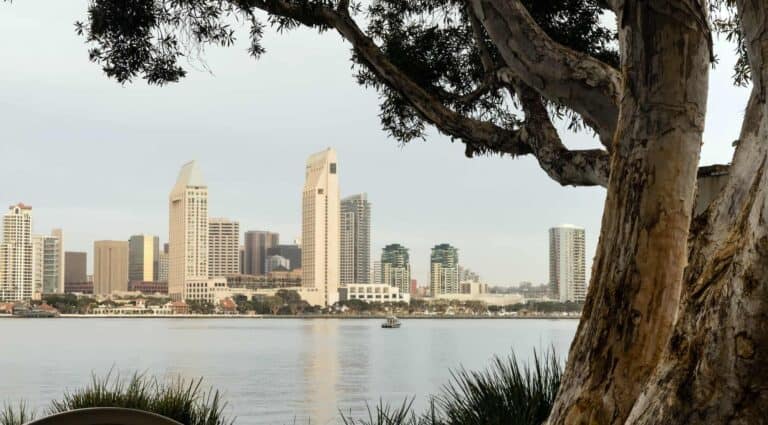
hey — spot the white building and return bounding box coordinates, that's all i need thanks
[340,193,371,284]
[430,244,459,296]
[301,148,340,307]
[549,224,586,302]
[339,283,410,304]
[0,204,34,301]
[208,218,240,278]
[32,231,64,295]
[169,161,209,300]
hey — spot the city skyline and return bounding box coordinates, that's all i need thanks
[0,2,749,287]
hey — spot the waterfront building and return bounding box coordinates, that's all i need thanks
[168,161,209,300]
[265,255,290,272]
[380,244,411,294]
[93,240,129,295]
[429,243,459,296]
[209,218,240,278]
[128,234,159,282]
[266,244,301,271]
[340,193,370,284]
[65,251,87,285]
[127,280,169,294]
[0,204,34,301]
[338,283,410,304]
[549,224,586,302]
[32,232,63,294]
[157,250,169,282]
[372,261,382,284]
[301,148,340,307]
[244,231,279,275]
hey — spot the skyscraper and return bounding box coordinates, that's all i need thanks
[128,234,159,282]
[244,231,279,275]
[157,243,169,282]
[93,240,129,295]
[549,225,586,302]
[65,251,88,284]
[380,243,411,294]
[302,148,340,307]
[340,193,371,284]
[33,232,63,294]
[168,161,209,300]
[0,204,34,301]
[209,218,240,278]
[51,228,64,293]
[430,243,459,296]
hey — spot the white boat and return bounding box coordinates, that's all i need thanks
[381,316,401,328]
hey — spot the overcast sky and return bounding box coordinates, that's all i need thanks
[0,2,749,285]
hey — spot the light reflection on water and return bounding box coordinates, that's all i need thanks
[0,318,576,424]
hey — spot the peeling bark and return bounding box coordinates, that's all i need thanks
[627,2,768,423]
[546,1,711,424]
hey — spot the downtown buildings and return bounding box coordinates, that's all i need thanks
[128,234,159,282]
[340,193,371,284]
[549,224,586,302]
[243,231,279,275]
[301,148,340,307]
[0,204,34,301]
[168,161,209,300]
[379,243,411,294]
[93,240,129,295]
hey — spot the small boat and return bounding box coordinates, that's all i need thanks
[381,316,401,328]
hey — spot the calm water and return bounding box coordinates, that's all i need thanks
[0,318,577,424]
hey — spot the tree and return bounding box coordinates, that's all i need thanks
[73,0,768,423]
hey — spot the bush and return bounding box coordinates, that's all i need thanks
[340,350,561,425]
[0,373,232,425]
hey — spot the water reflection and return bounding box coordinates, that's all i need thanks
[301,320,340,425]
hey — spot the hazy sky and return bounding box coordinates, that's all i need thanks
[0,2,749,285]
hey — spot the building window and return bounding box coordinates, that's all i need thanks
[330,163,336,174]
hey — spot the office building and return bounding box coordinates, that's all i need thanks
[265,255,290,272]
[0,204,34,301]
[266,244,301,271]
[430,243,459,296]
[168,161,209,300]
[128,234,159,282]
[157,251,169,282]
[65,251,88,284]
[340,193,371,284]
[380,243,411,294]
[244,231,279,275]
[301,148,340,307]
[549,224,587,302]
[93,240,129,295]
[209,218,240,277]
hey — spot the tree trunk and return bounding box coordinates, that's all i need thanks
[547,2,711,424]
[626,2,768,423]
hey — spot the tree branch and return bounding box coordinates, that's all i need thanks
[470,0,621,148]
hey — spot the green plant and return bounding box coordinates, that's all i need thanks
[0,402,35,425]
[47,372,232,425]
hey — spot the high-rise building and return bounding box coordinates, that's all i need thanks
[244,231,279,275]
[266,244,301,271]
[209,218,240,278]
[302,148,340,307]
[549,225,586,302]
[34,232,63,294]
[372,260,382,284]
[340,193,371,284]
[93,240,129,295]
[128,234,159,282]
[65,251,88,284]
[380,243,411,294]
[0,204,34,301]
[430,243,459,296]
[157,251,169,282]
[239,245,245,274]
[51,228,64,293]
[168,161,209,300]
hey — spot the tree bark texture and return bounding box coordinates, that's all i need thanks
[626,2,768,423]
[546,1,711,424]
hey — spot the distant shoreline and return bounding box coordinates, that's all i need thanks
[0,313,579,320]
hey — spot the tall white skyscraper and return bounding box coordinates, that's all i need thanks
[0,204,34,301]
[302,148,340,307]
[169,161,209,300]
[340,193,371,284]
[549,224,586,302]
[32,230,64,294]
[208,218,240,278]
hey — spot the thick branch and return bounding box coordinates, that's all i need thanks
[470,0,621,147]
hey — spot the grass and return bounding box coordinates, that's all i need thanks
[1,350,560,425]
[0,372,232,425]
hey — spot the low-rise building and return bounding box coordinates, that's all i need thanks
[338,283,410,304]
